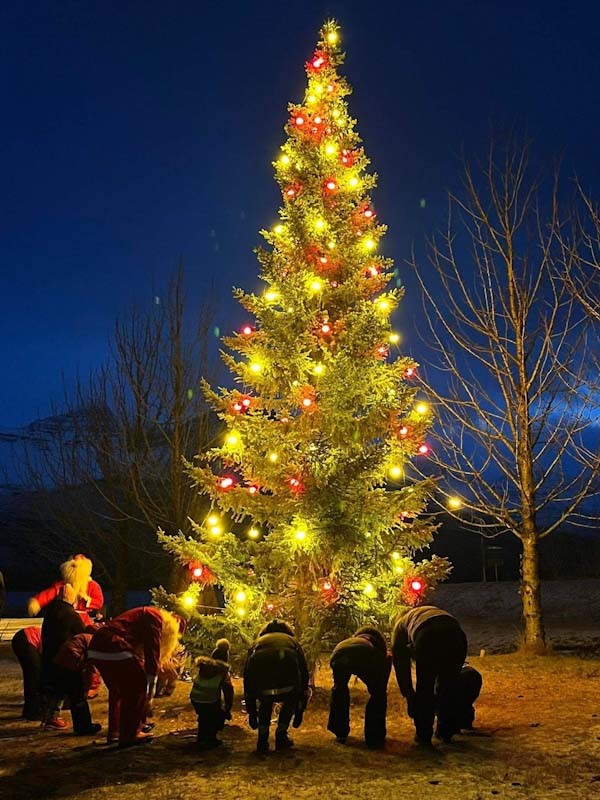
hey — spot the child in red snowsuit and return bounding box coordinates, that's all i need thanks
[88,606,180,748]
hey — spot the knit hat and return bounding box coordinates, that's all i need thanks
[211,638,230,661]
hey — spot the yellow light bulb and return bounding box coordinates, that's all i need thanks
[377,298,391,312]
[249,362,263,374]
[314,218,326,232]
[210,524,222,536]
[327,30,339,45]
[295,529,307,541]
[415,402,429,415]
[280,154,290,166]
[182,594,195,608]
[364,582,375,597]
[389,465,402,479]
[348,176,359,188]
[268,452,278,463]
[389,332,400,344]
[248,527,260,539]
[207,514,219,526]
[448,496,463,510]
[327,240,336,250]
[273,224,285,235]
[391,551,401,561]
[236,607,246,617]
[226,432,239,446]
[307,94,317,104]
[325,142,337,156]
[315,83,324,95]
[264,290,279,302]
[395,565,405,575]
[310,279,323,292]
[332,108,341,119]
[235,590,247,603]
[364,237,376,251]
[313,363,324,375]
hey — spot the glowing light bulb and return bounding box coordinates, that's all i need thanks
[399,426,409,437]
[233,402,243,412]
[302,397,313,408]
[266,603,275,612]
[210,524,222,535]
[377,298,391,312]
[247,485,258,495]
[312,56,325,69]
[265,290,279,303]
[448,496,463,510]
[182,594,195,608]
[207,514,219,526]
[405,367,415,378]
[235,590,247,603]
[319,256,328,265]
[364,237,376,251]
[192,566,203,578]
[326,180,337,191]
[349,176,359,188]
[321,323,331,334]
[415,402,428,415]
[295,529,307,541]
[332,108,341,119]
[364,209,374,219]
[368,265,379,277]
[242,324,254,336]
[389,332,400,344]
[280,154,290,166]
[315,83,324,95]
[295,115,305,126]
[242,397,251,408]
[273,224,285,235]
[395,565,404,575]
[364,583,375,597]
[313,363,324,375]
[314,218,326,232]
[310,279,323,292]
[249,362,262,374]
[411,579,423,592]
[325,142,336,156]
[220,477,234,489]
[389,465,402,479]
[322,580,332,591]
[327,240,336,250]
[314,115,322,124]
[391,551,401,561]
[226,432,239,446]
[418,444,430,454]
[236,607,246,617]
[307,94,317,104]
[268,452,278,463]
[327,30,339,45]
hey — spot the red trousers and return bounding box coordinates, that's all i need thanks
[90,656,146,744]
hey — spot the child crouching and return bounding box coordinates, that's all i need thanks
[190,639,233,750]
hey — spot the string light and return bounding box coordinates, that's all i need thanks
[321,322,331,334]
[395,565,405,575]
[210,524,222,535]
[325,179,337,192]
[314,218,326,232]
[219,477,235,489]
[295,115,305,127]
[310,278,323,293]
[247,485,259,495]
[192,566,204,579]
[391,551,401,561]
[327,30,339,45]
[415,402,428,415]
[207,514,219,526]
[235,590,247,603]
[242,324,254,336]
[327,240,336,250]
[389,332,400,344]
[279,154,290,166]
[295,529,307,541]
[307,94,317,104]
[348,176,360,189]
[399,426,409,437]
[268,452,278,462]
[226,432,239,446]
[405,367,415,378]
[389,465,402,479]
[249,362,263,374]
[302,397,313,408]
[448,496,463,509]
[363,582,376,598]
[325,142,337,156]
[264,290,279,302]
[313,362,325,375]
[376,298,391,312]
[418,444,430,454]
[364,237,376,251]
[236,607,246,617]
[411,579,423,592]
[182,593,195,608]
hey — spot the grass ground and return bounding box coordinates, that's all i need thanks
[1,645,600,800]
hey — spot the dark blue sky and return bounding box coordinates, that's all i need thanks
[1,0,599,428]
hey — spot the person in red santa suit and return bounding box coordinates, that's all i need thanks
[28,554,104,626]
[88,606,180,748]
[28,554,104,698]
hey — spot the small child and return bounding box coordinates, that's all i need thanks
[190,638,234,750]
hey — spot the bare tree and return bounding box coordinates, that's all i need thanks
[12,268,218,610]
[412,141,599,653]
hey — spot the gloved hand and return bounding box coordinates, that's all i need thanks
[28,598,41,617]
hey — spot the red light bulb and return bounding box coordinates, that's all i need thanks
[418,444,429,454]
[411,579,423,592]
[321,323,331,334]
[220,477,234,489]
[323,580,332,591]
[314,115,322,125]
[242,397,251,408]
[302,397,313,408]
[368,265,379,277]
[266,603,275,612]
[242,325,254,336]
[326,180,337,191]
[313,56,325,69]
[233,402,243,412]
[192,566,203,578]
[399,426,409,437]
[295,115,305,126]
[364,209,374,219]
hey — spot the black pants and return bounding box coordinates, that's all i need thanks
[42,665,94,733]
[328,666,387,746]
[192,700,224,743]
[413,618,467,741]
[11,630,42,720]
[257,691,297,741]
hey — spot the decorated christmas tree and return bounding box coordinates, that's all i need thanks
[157,20,449,664]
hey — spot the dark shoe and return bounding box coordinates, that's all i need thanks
[256,736,270,755]
[118,733,154,749]
[75,723,102,737]
[275,732,294,751]
[366,739,385,749]
[335,736,347,744]
[198,739,223,751]
[141,722,155,733]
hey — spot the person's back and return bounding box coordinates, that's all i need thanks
[41,591,85,668]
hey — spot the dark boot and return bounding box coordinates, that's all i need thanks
[256,730,269,754]
[275,730,294,750]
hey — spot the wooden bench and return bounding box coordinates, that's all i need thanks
[0,618,42,642]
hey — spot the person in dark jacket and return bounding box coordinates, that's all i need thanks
[243,620,309,754]
[51,633,102,736]
[392,605,467,745]
[190,638,234,750]
[11,626,43,720]
[457,664,483,731]
[327,626,392,748]
[40,583,86,730]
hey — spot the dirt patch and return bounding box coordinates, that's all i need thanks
[2,648,600,800]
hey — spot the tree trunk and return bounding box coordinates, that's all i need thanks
[112,536,129,615]
[520,536,547,654]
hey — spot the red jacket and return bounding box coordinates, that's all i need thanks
[33,579,104,615]
[23,626,42,651]
[89,606,163,677]
[54,633,93,671]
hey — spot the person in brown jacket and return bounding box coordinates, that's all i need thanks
[392,605,467,745]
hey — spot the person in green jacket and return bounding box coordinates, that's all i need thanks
[190,638,234,750]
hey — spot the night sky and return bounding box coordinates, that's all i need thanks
[2,0,599,429]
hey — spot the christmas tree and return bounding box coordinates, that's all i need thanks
[157,20,449,664]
